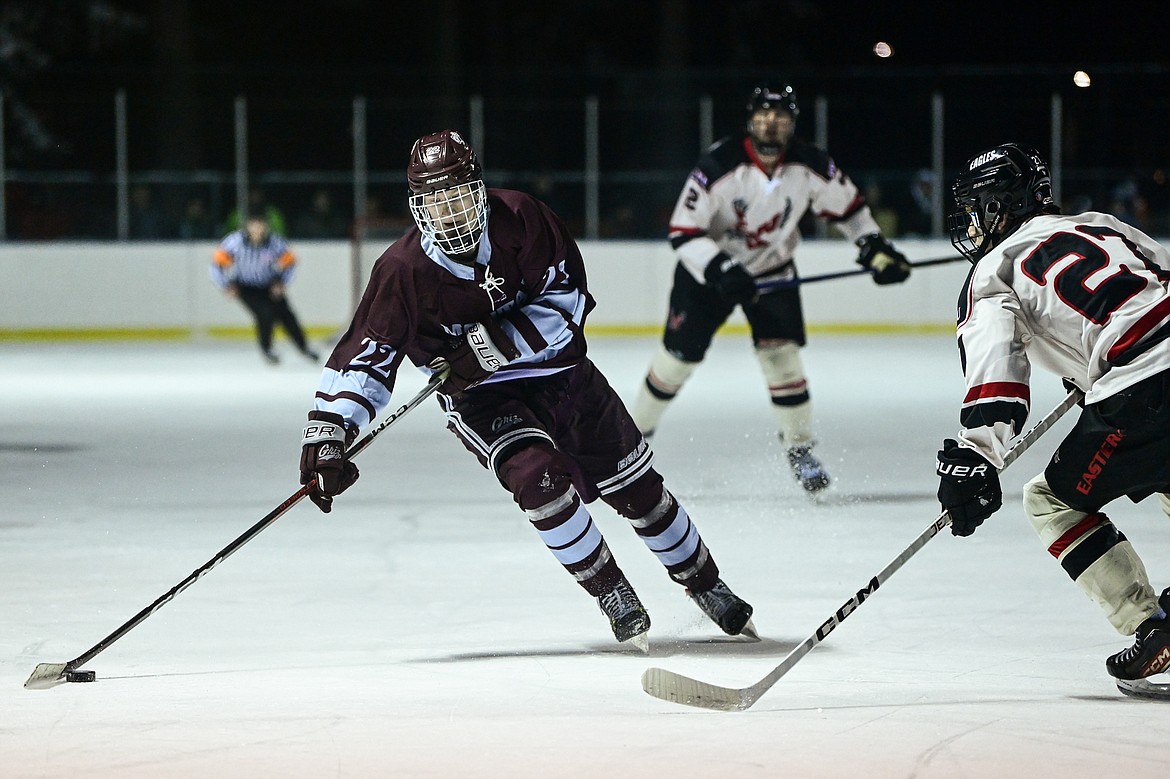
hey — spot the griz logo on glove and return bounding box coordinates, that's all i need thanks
[815,576,880,641]
[316,442,344,462]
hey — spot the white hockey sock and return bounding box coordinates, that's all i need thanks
[772,402,814,447]
[1024,474,1158,634]
[755,341,813,445]
[632,347,697,435]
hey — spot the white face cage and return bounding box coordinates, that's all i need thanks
[408,180,488,257]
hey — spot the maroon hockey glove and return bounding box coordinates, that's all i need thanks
[704,253,757,305]
[300,410,359,513]
[936,439,1001,536]
[856,234,911,285]
[432,319,521,394]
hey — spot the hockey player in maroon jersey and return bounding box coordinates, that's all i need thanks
[631,84,911,495]
[936,142,1170,684]
[297,129,755,650]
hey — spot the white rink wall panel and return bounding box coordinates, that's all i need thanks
[0,238,966,335]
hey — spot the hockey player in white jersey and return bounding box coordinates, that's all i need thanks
[631,84,911,494]
[935,142,1170,684]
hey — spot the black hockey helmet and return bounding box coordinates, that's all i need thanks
[746,84,799,119]
[948,143,1055,262]
[746,84,798,155]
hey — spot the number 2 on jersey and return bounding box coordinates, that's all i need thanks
[1021,225,1167,324]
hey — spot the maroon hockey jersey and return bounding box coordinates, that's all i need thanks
[313,189,596,430]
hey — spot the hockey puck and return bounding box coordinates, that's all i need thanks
[65,670,96,683]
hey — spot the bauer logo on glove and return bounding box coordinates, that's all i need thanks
[435,319,521,394]
[936,438,1002,536]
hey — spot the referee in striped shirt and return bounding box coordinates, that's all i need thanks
[212,215,319,364]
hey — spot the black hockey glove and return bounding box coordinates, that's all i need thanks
[300,410,359,514]
[430,319,521,394]
[936,439,1001,537]
[704,252,757,305]
[856,234,911,285]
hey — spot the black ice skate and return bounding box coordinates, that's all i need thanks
[597,578,651,653]
[687,579,758,639]
[787,444,830,494]
[1107,588,1170,681]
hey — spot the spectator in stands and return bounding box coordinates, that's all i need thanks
[129,184,166,239]
[179,196,216,239]
[294,188,348,238]
[901,168,938,237]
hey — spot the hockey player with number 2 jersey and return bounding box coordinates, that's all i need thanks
[936,142,1170,692]
[631,83,911,495]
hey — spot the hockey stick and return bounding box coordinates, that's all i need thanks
[756,255,965,293]
[641,387,1083,711]
[24,372,446,690]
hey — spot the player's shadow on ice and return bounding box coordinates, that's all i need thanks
[407,635,809,663]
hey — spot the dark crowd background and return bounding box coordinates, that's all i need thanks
[3,0,1170,241]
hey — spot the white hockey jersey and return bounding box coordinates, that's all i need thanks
[956,211,1170,467]
[667,134,881,285]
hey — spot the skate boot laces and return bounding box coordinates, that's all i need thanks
[597,579,651,645]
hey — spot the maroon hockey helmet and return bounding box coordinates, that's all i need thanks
[407,130,483,195]
[407,130,488,256]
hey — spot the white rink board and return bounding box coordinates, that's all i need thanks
[0,238,967,333]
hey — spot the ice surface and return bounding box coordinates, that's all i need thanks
[3,334,1169,778]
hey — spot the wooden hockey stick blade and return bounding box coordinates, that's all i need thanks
[641,666,752,711]
[1116,677,1170,701]
[641,388,1083,712]
[24,663,69,690]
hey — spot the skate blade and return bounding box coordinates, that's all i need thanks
[737,618,761,642]
[629,631,650,654]
[1116,677,1170,701]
